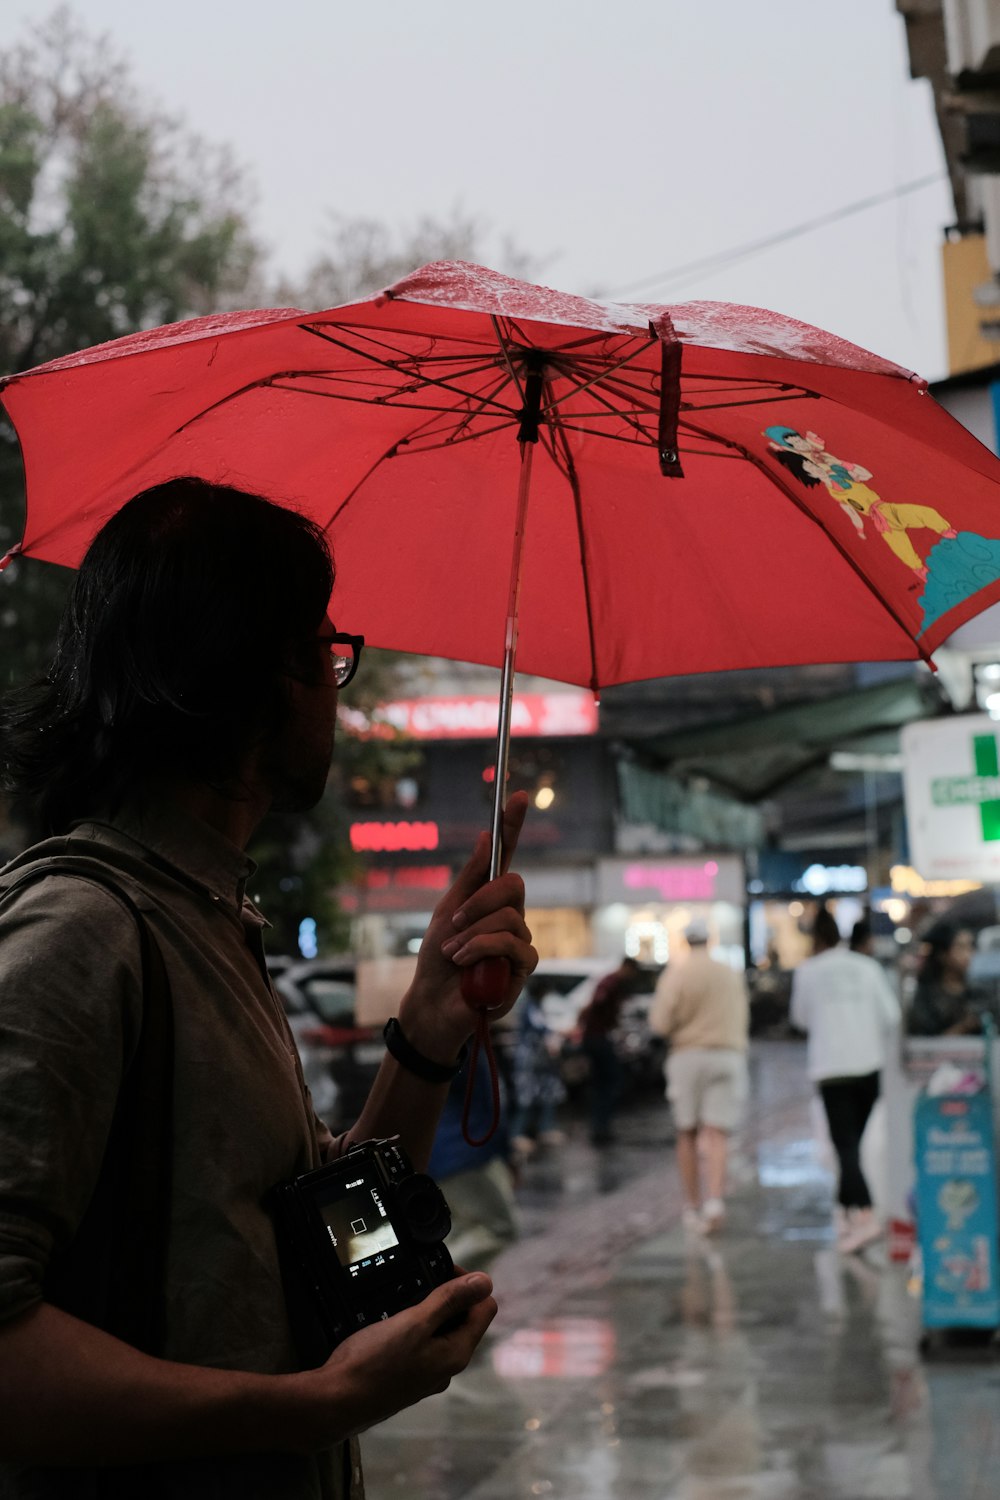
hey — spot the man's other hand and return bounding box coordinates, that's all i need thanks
[303,1272,498,1445]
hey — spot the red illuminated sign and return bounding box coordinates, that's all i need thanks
[349,821,440,853]
[361,866,450,891]
[338,864,452,913]
[342,692,598,741]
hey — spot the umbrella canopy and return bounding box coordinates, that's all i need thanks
[5,260,1000,691]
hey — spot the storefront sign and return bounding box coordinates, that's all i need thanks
[349,821,439,852]
[597,856,744,906]
[342,692,598,740]
[339,865,451,914]
[902,715,1000,881]
[889,865,981,899]
[793,864,867,896]
[915,1091,1000,1329]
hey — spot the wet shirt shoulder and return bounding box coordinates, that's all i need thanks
[0,804,350,1498]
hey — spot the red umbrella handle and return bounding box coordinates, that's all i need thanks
[459,958,510,1147]
[460,956,511,1010]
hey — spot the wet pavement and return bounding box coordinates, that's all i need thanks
[363,1042,1000,1500]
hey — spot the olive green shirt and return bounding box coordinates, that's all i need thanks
[0,803,360,1499]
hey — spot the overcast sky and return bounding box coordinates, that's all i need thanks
[1,1,953,379]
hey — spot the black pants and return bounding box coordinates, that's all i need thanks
[583,1034,621,1143]
[819,1071,880,1209]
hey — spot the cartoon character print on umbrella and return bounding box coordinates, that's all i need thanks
[764,425,1000,636]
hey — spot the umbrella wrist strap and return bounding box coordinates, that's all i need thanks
[461,1011,501,1147]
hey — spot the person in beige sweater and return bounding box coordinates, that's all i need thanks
[649,919,750,1233]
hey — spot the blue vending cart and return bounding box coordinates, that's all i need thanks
[915,1083,1000,1331]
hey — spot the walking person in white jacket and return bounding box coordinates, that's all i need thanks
[791,907,901,1254]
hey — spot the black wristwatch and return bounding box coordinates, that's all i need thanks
[382,1017,468,1083]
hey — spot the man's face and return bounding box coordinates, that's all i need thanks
[265,619,342,813]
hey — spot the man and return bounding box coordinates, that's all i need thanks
[577,956,641,1145]
[791,907,900,1254]
[0,479,537,1497]
[649,920,749,1233]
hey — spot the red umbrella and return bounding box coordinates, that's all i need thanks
[4,258,1000,918]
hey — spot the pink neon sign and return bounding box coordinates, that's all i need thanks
[623,860,720,901]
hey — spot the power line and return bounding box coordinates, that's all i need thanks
[607,173,949,301]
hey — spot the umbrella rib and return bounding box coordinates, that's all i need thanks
[548,373,657,444]
[543,342,656,413]
[389,418,515,456]
[265,383,506,418]
[587,377,659,416]
[542,390,602,694]
[301,321,498,361]
[680,392,819,414]
[444,367,517,443]
[551,422,656,448]
[296,326,520,415]
[294,355,508,386]
[681,380,803,395]
[270,358,519,428]
[169,368,515,434]
[491,315,527,407]
[550,420,733,456]
[679,414,933,663]
[316,402,473,531]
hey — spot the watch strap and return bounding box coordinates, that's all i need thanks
[382,1016,467,1083]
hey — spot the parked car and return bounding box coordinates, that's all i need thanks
[527,958,666,1095]
[273,958,384,1130]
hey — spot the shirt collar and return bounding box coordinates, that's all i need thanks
[74,796,257,912]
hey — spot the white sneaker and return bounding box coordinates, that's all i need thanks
[682,1206,704,1234]
[839,1209,882,1255]
[701,1198,726,1234]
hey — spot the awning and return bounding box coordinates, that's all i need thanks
[622,675,945,803]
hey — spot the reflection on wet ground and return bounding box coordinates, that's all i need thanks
[364,1042,999,1500]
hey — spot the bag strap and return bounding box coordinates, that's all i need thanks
[0,855,174,1356]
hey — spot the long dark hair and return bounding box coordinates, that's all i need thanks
[811,906,841,951]
[0,478,335,834]
[917,923,970,988]
[770,447,822,488]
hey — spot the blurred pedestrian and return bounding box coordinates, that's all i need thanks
[649,920,749,1233]
[577,956,642,1145]
[791,907,900,1253]
[508,975,566,1156]
[429,1051,519,1272]
[908,922,982,1036]
[849,917,875,956]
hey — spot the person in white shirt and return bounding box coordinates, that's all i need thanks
[790,907,901,1254]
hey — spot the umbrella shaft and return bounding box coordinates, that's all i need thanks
[489,438,535,879]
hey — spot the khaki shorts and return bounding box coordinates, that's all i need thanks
[666,1047,748,1133]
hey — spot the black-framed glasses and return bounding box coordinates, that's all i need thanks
[323,629,365,688]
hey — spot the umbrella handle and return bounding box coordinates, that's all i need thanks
[459,959,511,1147]
[460,955,511,1010]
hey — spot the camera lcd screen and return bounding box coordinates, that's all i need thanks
[318,1171,400,1276]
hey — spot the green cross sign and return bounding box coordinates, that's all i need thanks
[931,731,1000,841]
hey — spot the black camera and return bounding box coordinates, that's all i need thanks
[270,1136,455,1365]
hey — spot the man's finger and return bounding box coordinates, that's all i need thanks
[498,791,529,876]
[422,1272,494,1335]
[441,906,532,957]
[437,792,529,914]
[434,831,492,915]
